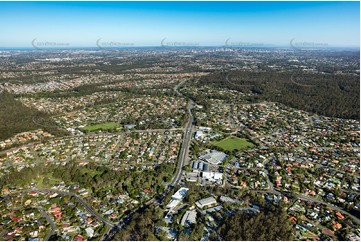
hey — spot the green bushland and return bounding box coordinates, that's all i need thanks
[0,92,67,141]
[199,70,360,120]
[218,205,294,240]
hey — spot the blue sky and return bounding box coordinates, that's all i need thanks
[0,1,359,47]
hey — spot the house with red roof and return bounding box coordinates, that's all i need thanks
[74,235,84,241]
[335,212,344,220]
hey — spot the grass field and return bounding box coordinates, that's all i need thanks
[81,122,121,132]
[35,175,62,188]
[214,136,254,151]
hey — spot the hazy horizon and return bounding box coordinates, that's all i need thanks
[0,1,359,48]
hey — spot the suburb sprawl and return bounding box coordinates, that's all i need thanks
[0,47,359,241]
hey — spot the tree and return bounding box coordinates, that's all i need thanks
[43,176,50,185]
[218,205,294,241]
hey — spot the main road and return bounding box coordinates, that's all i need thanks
[295,193,360,224]
[104,79,195,240]
[170,78,194,186]
[170,99,194,186]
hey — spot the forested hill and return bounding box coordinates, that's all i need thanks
[199,70,360,120]
[0,92,67,141]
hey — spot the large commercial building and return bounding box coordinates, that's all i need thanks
[199,149,227,165]
[201,171,223,182]
[186,172,198,182]
[180,210,197,227]
[167,187,189,210]
[166,199,181,209]
[196,196,217,209]
[192,161,208,171]
[171,187,189,200]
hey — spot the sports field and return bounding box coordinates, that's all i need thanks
[81,122,121,132]
[214,136,254,151]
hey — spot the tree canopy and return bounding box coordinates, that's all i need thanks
[218,205,294,241]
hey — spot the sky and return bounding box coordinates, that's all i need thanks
[0,1,359,48]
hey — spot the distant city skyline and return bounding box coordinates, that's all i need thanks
[0,1,359,48]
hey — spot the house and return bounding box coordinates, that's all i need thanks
[194,130,204,139]
[252,205,260,212]
[3,233,16,240]
[28,191,38,196]
[144,189,152,193]
[288,216,297,223]
[296,224,308,232]
[104,209,114,215]
[74,235,84,241]
[11,216,22,222]
[335,212,344,220]
[87,217,92,224]
[124,124,136,130]
[85,228,94,238]
[29,231,38,238]
[196,197,217,209]
[49,193,59,198]
[24,200,32,206]
[54,211,62,220]
[332,221,342,231]
[346,233,360,241]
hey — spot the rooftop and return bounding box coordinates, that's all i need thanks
[171,187,189,201]
[196,196,217,208]
[180,210,197,227]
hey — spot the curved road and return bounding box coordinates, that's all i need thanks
[20,189,114,227]
[35,207,56,241]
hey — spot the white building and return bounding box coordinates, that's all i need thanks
[202,171,223,182]
[186,172,198,182]
[166,199,181,209]
[196,196,217,209]
[85,227,94,238]
[181,210,197,227]
[194,130,204,139]
[171,187,189,201]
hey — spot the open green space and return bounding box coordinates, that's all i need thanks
[214,136,254,151]
[35,175,62,189]
[81,122,121,132]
